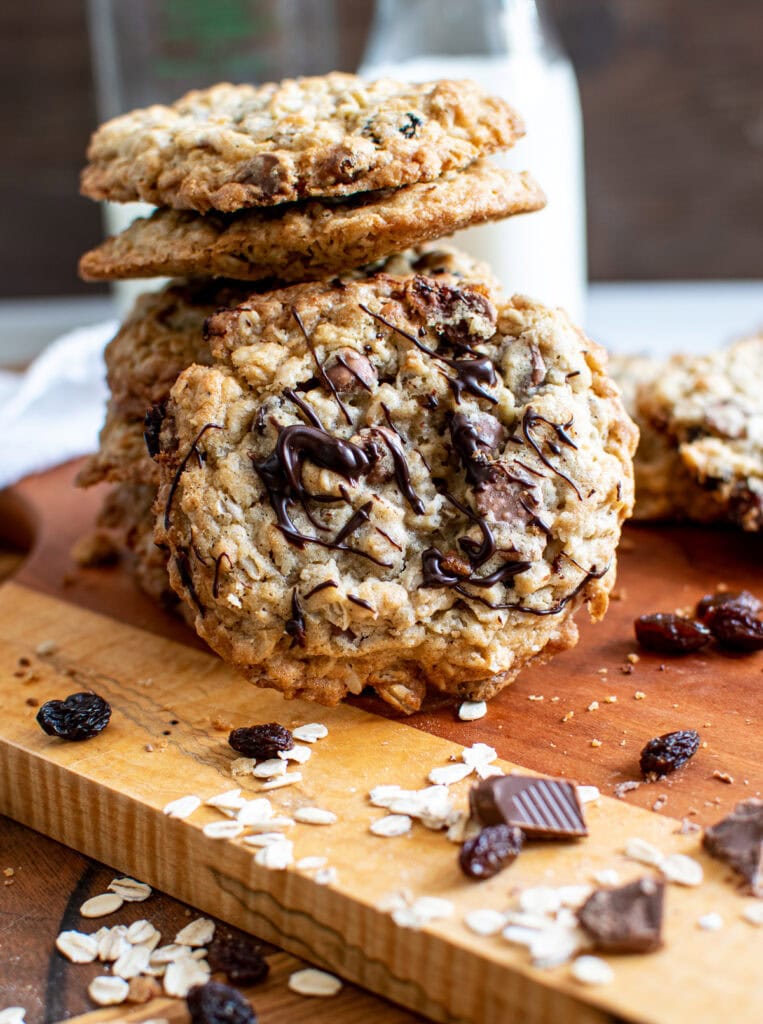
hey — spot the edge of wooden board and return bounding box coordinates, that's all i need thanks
[1,580,760,1024]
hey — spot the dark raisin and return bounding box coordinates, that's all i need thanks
[209,933,269,987]
[639,729,700,779]
[144,402,167,459]
[458,824,524,880]
[696,590,762,621]
[399,112,423,138]
[187,982,257,1024]
[228,723,293,760]
[704,604,763,651]
[634,613,711,654]
[36,692,111,741]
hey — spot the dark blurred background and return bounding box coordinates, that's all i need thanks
[1,0,761,298]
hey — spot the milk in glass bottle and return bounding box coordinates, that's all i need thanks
[360,0,587,322]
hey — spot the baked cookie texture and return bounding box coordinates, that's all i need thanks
[154,273,637,712]
[79,162,545,282]
[81,74,524,213]
[77,246,499,490]
[612,337,763,530]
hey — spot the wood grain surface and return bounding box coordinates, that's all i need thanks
[0,459,762,1024]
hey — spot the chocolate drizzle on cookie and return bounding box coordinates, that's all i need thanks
[164,423,221,529]
[284,589,307,647]
[212,552,233,599]
[292,306,352,425]
[174,549,205,617]
[522,408,581,499]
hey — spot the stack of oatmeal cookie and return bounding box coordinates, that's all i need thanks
[77,72,636,713]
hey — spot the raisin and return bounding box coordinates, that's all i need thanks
[187,982,257,1024]
[143,402,166,459]
[228,723,293,760]
[458,824,524,880]
[696,589,762,622]
[639,729,700,779]
[399,112,422,138]
[209,933,269,987]
[634,613,710,654]
[704,604,763,651]
[36,692,111,741]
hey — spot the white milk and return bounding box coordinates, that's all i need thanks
[360,55,587,323]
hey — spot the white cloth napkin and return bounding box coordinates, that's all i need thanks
[0,320,117,491]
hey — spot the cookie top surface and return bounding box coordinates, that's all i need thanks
[155,274,636,709]
[79,161,544,282]
[81,74,524,213]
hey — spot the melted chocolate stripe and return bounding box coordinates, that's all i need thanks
[284,387,324,430]
[347,594,374,611]
[378,430,426,515]
[304,580,339,599]
[292,306,352,425]
[212,552,232,599]
[284,588,306,647]
[175,550,205,617]
[164,423,221,530]
[333,501,373,546]
[522,409,582,499]
[457,562,611,616]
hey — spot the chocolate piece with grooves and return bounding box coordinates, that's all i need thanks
[703,799,763,896]
[469,773,588,838]
[577,878,665,953]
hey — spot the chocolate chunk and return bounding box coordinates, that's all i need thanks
[529,341,547,389]
[450,412,505,486]
[703,799,763,896]
[237,153,286,198]
[469,774,588,838]
[406,275,497,349]
[577,878,665,953]
[317,143,367,185]
[324,349,378,392]
[475,473,539,527]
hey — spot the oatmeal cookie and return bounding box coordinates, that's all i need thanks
[612,338,763,529]
[78,247,498,489]
[81,74,524,213]
[79,162,545,282]
[155,274,636,712]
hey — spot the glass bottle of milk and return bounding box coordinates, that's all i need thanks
[360,0,587,323]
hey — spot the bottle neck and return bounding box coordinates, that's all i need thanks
[362,0,562,68]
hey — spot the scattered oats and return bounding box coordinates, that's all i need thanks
[375,891,410,913]
[292,723,328,743]
[531,926,591,969]
[2,869,13,878]
[253,758,288,779]
[55,930,99,963]
[561,710,574,723]
[571,955,614,986]
[528,694,544,701]
[236,797,274,826]
[587,702,599,712]
[126,976,162,1004]
[626,652,640,664]
[288,968,343,998]
[254,839,294,869]
[261,771,302,791]
[202,820,245,840]
[604,695,617,704]
[742,903,763,926]
[88,976,129,1006]
[0,1011,26,1024]
[113,944,151,980]
[634,691,646,700]
[660,853,703,887]
[712,770,734,784]
[428,763,473,786]
[577,785,600,804]
[458,700,487,721]
[558,885,594,908]
[461,743,497,768]
[108,877,152,902]
[150,944,192,965]
[464,909,506,937]
[503,924,542,948]
[174,917,215,947]
[446,813,479,844]
[590,739,602,748]
[624,838,665,867]
[230,757,257,777]
[371,814,412,837]
[296,856,328,871]
[652,795,668,812]
[35,640,57,656]
[205,789,246,813]
[247,816,295,833]
[163,957,210,997]
[393,897,454,929]
[294,807,338,825]
[125,920,160,946]
[676,817,702,835]
[279,744,311,764]
[162,795,200,819]
[697,913,723,931]
[475,763,504,780]
[80,892,124,918]
[518,886,564,916]
[614,781,641,799]
[592,868,620,886]
[315,867,338,886]
[97,926,130,962]
[597,668,608,675]
[369,785,402,806]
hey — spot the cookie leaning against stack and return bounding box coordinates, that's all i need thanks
[77,71,636,712]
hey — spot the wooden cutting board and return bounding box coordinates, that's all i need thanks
[1,460,761,1024]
